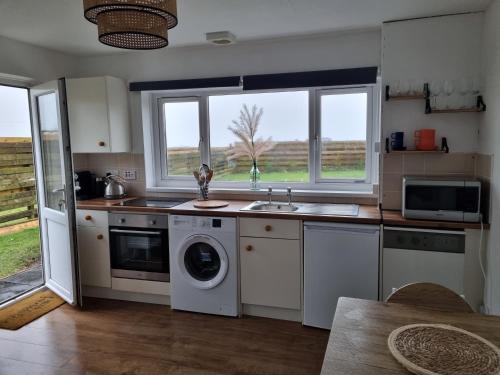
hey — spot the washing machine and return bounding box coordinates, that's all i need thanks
[169,215,238,317]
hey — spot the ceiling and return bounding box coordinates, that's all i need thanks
[0,0,492,56]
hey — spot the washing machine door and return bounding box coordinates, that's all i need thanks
[177,235,228,290]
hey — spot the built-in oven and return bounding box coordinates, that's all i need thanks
[109,212,169,282]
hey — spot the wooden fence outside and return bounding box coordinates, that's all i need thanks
[0,138,37,224]
[167,140,366,176]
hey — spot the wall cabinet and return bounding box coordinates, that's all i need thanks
[239,218,301,310]
[76,209,111,288]
[66,76,130,153]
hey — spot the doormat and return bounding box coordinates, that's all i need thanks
[0,288,65,330]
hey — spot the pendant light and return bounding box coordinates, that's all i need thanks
[83,0,178,50]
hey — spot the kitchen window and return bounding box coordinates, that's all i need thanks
[144,85,379,194]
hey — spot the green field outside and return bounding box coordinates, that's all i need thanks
[0,227,41,279]
[215,168,365,182]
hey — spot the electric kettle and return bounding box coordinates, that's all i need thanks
[104,174,126,199]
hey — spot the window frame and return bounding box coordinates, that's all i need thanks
[143,83,379,195]
[315,86,374,184]
[157,96,203,181]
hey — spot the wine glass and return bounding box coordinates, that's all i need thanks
[458,77,472,109]
[443,80,454,109]
[429,80,442,109]
[391,80,401,97]
[400,81,410,96]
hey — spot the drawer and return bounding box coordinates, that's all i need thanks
[76,209,108,228]
[239,218,300,239]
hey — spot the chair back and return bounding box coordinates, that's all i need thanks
[386,282,473,313]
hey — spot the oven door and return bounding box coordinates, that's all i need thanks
[109,227,169,282]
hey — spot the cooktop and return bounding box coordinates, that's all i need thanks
[120,197,190,208]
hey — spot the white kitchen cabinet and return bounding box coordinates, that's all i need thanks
[66,76,130,153]
[239,219,301,310]
[76,209,111,288]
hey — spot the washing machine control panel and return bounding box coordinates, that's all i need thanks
[170,215,233,232]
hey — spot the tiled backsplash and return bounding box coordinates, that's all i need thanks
[382,152,493,210]
[73,153,148,197]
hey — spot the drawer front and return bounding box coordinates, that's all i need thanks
[76,209,108,228]
[239,218,300,239]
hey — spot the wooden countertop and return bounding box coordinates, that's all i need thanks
[321,297,500,375]
[76,199,489,229]
[76,197,138,211]
[77,198,381,224]
[383,210,489,230]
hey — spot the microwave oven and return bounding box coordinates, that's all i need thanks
[402,176,481,222]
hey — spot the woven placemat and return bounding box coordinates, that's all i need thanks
[388,324,500,375]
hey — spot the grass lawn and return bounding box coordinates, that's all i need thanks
[0,227,41,279]
[215,169,365,182]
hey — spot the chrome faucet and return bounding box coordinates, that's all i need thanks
[287,187,293,206]
[268,186,273,204]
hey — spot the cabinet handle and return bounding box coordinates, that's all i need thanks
[84,215,92,221]
[97,234,104,240]
[265,225,272,232]
[98,141,106,147]
[246,245,253,251]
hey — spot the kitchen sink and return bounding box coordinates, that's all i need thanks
[241,201,299,212]
[241,201,359,216]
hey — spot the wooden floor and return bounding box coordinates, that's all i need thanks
[0,298,329,375]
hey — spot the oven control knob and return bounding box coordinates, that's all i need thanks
[119,218,126,224]
[149,220,156,225]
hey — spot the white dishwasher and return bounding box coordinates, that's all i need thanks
[382,227,465,301]
[303,222,380,329]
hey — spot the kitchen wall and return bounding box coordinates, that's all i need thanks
[380,13,486,209]
[478,0,500,314]
[381,13,483,153]
[73,29,382,154]
[0,35,77,83]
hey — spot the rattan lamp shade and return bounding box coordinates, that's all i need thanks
[83,0,177,50]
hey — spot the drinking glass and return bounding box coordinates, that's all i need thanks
[429,81,442,109]
[458,77,472,109]
[443,80,454,109]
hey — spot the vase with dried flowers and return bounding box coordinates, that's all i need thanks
[228,104,275,190]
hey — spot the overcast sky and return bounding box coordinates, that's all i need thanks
[165,91,367,148]
[0,85,31,137]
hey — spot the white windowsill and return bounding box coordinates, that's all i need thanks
[146,186,378,199]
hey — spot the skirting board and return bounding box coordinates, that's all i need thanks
[83,286,170,306]
[242,304,301,322]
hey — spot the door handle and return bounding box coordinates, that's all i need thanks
[52,187,65,193]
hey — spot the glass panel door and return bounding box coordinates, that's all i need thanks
[37,93,64,211]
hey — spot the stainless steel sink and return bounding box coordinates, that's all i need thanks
[241,201,299,212]
[241,201,359,216]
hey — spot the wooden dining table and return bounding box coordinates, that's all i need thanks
[321,297,500,374]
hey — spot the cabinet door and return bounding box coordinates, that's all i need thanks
[77,226,111,288]
[240,237,301,310]
[66,77,111,153]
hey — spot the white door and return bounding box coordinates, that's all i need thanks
[30,79,80,305]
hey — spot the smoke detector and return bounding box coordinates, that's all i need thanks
[206,31,236,45]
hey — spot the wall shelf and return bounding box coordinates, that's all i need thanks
[426,107,486,114]
[385,149,447,154]
[386,83,487,114]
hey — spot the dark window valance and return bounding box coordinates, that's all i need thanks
[129,76,241,92]
[243,67,378,91]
